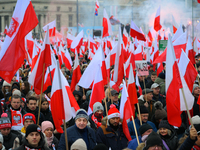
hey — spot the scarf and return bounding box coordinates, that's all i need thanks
[193,145,200,150]
[10,108,23,127]
[21,126,26,133]
[46,135,54,147]
[25,146,41,150]
[91,114,102,128]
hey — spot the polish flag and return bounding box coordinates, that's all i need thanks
[135,72,142,95]
[66,33,75,48]
[185,37,196,64]
[0,0,38,83]
[71,30,83,53]
[61,47,73,71]
[172,15,178,34]
[120,80,133,141]
[152,41,159,70]
[43,20,56,37]
[127,65,138,114]
[95,0,99,16]
[71,50,82,92]
[166,35,183,127]
[178,49,198,93]
[78,46,107,88]
[51,61,80,133]
[130,21,146,41]
[4,25,8,35]
[148,27,156,42]
[134,43,143,60]
[172,25,183,42]
[197,38,200,54]
[31,40,39,71]
[89,36,97,54]
[25,31,34,58]
[28,28,52,94]
[157,30,162,41]
[105,52,111,79]
[123,27,128,48]
[124,48,136,78]
[157,63,164,76]
[16,70,20,82]
[154,6,162,32]
[113,27,124,86]
[88,65,105,115]
[102,9,113,38]
[110,80,120,92]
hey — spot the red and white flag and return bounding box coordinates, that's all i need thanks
[31,40,39,71]
[61,47,73,71]
[185,37,196,64]
[178,49,198,93]
[135,72,142,95]
[71,30,83,53]
[66,33,75,48]
[134,43,143,61]
[95,0,99,16]
[71,50,82,92]
[127,65,138,114]
[102,9,113,38]
[25,31,34,58]
[4,25,8,35]
[51,61,80,133]
[0,0,38,83]
[43,20,56,37]
[123,27,128,48]
[120,80,133,141]
[172,25,183,42]
[130,21,146,41]
[28,28,52,94]
[166,34,183,127]
[88,64,105,115]
[154,6,162,32]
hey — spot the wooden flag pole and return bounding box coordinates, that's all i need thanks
[131,116,140,145]
[37,63,45,125]
[137,103,142,125]
[181,88,193,126]
[63,119,69,150]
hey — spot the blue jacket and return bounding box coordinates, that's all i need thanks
[96,124,128,150]
[128,117,157,139]
[128,136,142,150]
[179,136,197,150]
[58,125,96,150]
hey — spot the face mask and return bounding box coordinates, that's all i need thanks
[5,89,9,93]
[142,134,149,142]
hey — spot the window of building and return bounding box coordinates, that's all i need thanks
[56,14,61,32]
[2,7,4,9]
[13,6,15,10]
[69,7,72,12]
[68,14,73,27]
[44,6,48,9]
[57,6,60,12]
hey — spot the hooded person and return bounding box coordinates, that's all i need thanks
[96,104,128,150]
[58,109,96,150]
[70,138,87,150]
[41,121,59,150]
[157,118,179,150]
[128,124,153,150]
[14,124,50,150]
[89,102,104,131]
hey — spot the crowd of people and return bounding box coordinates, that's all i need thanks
[0,46,200,150]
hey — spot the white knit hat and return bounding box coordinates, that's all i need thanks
[192,115,200,125]
[70,138,87,150]
[3,81,11,87]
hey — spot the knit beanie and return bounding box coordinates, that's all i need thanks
[1,113,8,118]
[93,143,109,150]
[3,81,11,87]
[70,138,87,150]
[192,115,200,125]
[11,85,20,91]
[23,113,36,124]
[13,89,21,97]
[107,104,120,120]
[0,134,3,144]
[75,109,89,121]
[138,105,149,114]
[154,101,167,120]
[158,119,172,130]
[93,102,104,114]
[193,84,199,93]
[139,124,153,136]
[0,117,11,129]
[41,121,54,132]
[26,124,42,137]
[158,72,165,80]
[144,131,163,150]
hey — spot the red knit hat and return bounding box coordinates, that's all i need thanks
[23,113,36,124]
[107,104,120,120]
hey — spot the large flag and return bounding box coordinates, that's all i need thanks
[166,35,183,127]
[102,9,113,38]
[51,61,80,133]
[154,6,162,32]
[43,20,56,37]
[185,37,196,65]
[88,65,105,115]
[0,0,38,83]
[70,50,81,92]
[28,28,52,94]
[130,20,146,41]
[95,0,99,16]
[120,80,133,141]
[71,30,83,53]
[172,25,183,42]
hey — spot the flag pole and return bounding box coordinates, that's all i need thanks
[181,88,193,126]
[37,63,45,125]
[131,116,140,145]
[63,119,69,150]
[137,103,142,125]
